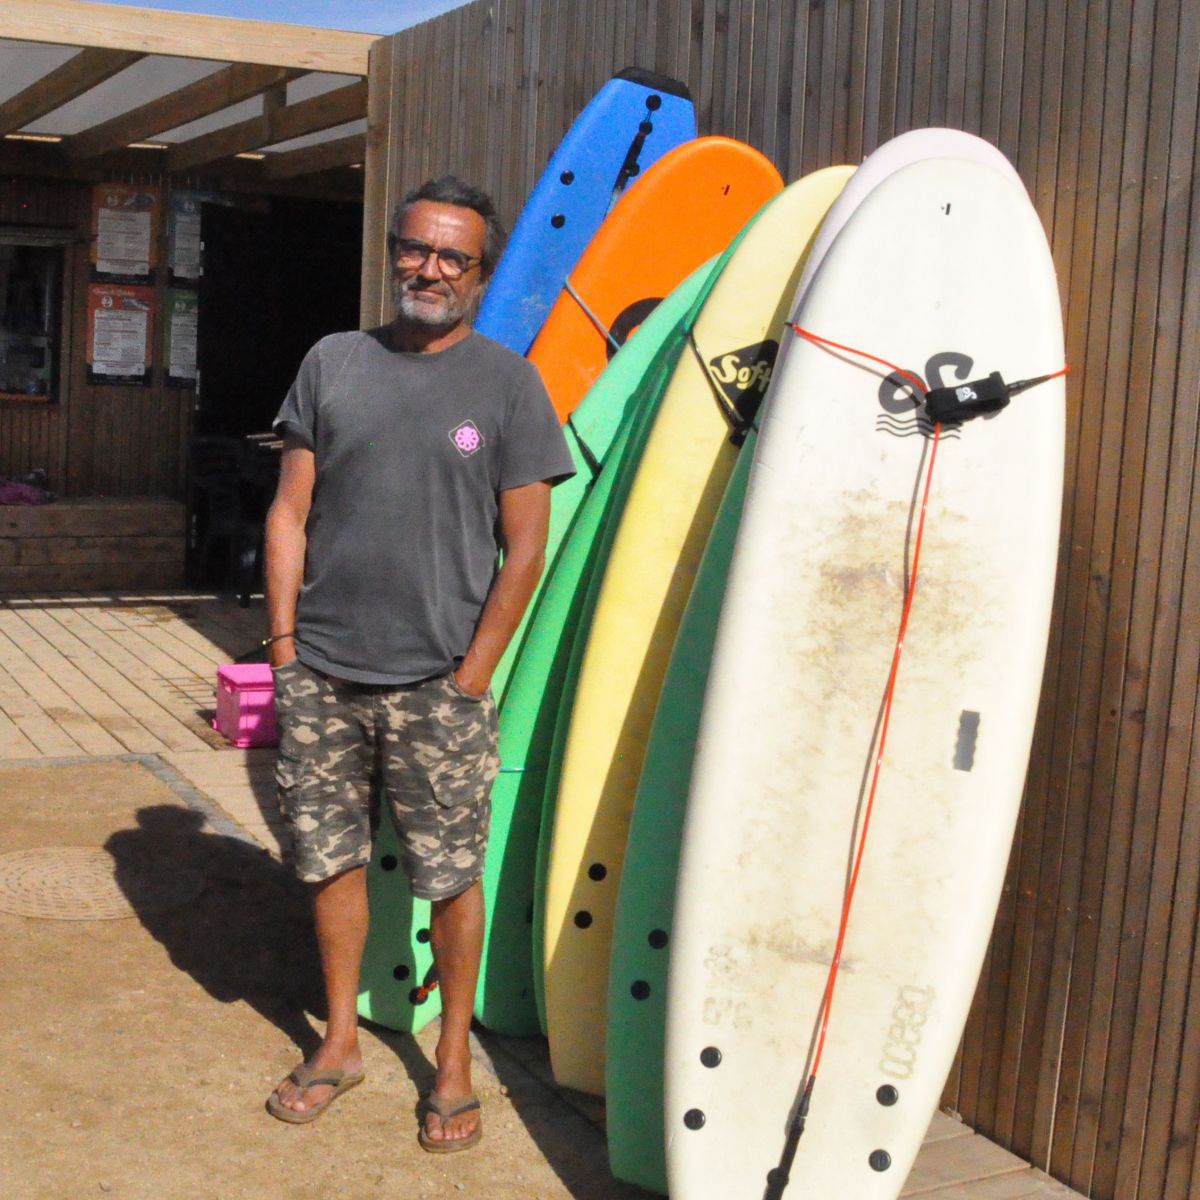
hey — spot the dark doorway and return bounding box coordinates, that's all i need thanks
[195,196,361,436]
[188,197,360,593]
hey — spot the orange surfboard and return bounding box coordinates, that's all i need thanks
[528,137,784,421]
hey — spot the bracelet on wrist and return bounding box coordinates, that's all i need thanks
[261,632,296,648]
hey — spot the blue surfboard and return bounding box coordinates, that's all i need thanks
[475,67,695,355]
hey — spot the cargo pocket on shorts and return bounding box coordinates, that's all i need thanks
[427,683,500,809]
[427,751,498,809]
[423,753,495,894]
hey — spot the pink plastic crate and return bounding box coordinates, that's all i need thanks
[213,663,279,748]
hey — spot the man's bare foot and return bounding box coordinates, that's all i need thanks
[422,1054,479,1145]
[422,1094,481,1144]
[271,1040,364,1116]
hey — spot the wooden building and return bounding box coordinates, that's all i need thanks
[0,0,376,589]
[2,2,1199,1199]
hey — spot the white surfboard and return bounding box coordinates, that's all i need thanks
[794,127,1023,301]
[663,156,1065,1199]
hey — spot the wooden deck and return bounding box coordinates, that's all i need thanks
[0,588,1087,1200]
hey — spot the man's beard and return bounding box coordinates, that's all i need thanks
[391,276,479,330]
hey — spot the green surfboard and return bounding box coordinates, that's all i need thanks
[529,216,771,1036]
[604,422,757,1191]
[476,263,725,1035]
[356,260,717,1034]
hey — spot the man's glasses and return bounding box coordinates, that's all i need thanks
[392,238,481,280]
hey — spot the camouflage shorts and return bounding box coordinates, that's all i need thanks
[272,658,499,899]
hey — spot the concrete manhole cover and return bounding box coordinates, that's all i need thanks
[0,847,204,921]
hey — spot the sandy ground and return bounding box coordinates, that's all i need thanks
[1,759,655,1200]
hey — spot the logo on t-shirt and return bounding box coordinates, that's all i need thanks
[449,419,485,458]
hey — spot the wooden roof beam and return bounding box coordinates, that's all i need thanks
[167,79,368,174]
[62,62,298,163]
[0,47,144,137]
[0,0,377,74]
[261,132,366,181]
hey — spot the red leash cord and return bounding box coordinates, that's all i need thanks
[790,325,930,398]
[785,326,1068,1127]
[789,323,937,1088]
[810,442,940,1073]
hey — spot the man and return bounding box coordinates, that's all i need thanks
[263,177,574,1150]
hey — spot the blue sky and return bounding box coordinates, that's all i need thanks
[84,0,471,35]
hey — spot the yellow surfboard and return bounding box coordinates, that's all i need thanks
[542,165,855,1095]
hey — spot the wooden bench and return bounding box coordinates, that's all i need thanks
[0,497,185,592]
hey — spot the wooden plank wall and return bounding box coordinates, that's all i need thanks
[366,2,1200,1198]
[0,172,193,498]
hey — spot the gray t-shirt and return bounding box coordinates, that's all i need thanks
[273,326,575,684]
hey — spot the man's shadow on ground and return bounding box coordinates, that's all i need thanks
[106,804,651,1198]
[103,804,435,1090]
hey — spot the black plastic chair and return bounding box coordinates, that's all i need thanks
[187,436,256,602]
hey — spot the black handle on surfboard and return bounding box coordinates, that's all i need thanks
[608,70,690,205]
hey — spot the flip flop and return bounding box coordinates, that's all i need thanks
[266,1062,366,1125]
[418,1092,483,1154]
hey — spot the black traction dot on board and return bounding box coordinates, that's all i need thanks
[416,928,431,944]
[648,929,668,949]
[628,162,640,176]
[700,1047,722,1068]
[869,1150,892,1172]
[683,1108,706,1130]
[392,964,411,981]
[766,1168,788,1189]
[639,119,654,135]
[560,170,575,185]
[551,213,566,228]
[380,855,398,871]
[630,980,651,1000]
[877,1084,899,1106]
[574,911,593,928]
[646,94,662,110]
[588,862,607,881]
